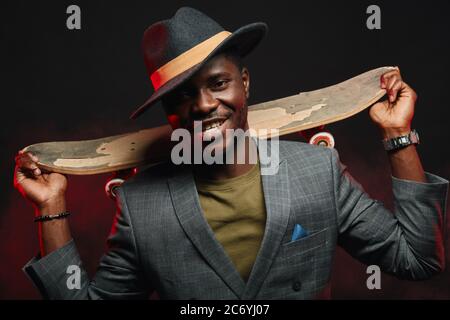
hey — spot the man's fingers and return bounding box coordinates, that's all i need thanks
[14,165,25,186]
[382,71,398,80]
[16,151,39,165]
[386,79,401,102]
[13,163,33,188]
[15,151,41,175]
[381,69,402,89]
[384,68,401,78]
[386,75,398,89]
[27,152,39,162]
[17,155,36,170]
[13,164,44,196]
[389,81,403,102]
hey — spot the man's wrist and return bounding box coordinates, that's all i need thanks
[37,197,67,216]
[380,126,411,140]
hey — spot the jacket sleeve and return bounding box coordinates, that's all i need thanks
[331,148,448,280]
[23,186,151,299]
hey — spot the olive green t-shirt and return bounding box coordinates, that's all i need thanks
[195,163,267,282]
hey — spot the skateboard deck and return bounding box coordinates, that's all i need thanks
[23,66,393,175]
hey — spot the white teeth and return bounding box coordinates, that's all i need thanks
[203,120,224,131]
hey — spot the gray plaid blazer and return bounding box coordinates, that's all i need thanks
[24,140,449,299]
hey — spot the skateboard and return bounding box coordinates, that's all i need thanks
[23,66,393,176]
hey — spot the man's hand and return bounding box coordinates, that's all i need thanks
[14,150,67,214]
[369,67,417,139]
[14,150,72,256]
[368,67,425,183]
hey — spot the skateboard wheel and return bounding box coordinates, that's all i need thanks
[105,178,125,199]
[309,132,335,148]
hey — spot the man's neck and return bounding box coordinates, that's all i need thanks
[193,135,258,181]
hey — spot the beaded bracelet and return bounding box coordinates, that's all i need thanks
[34,212,71,222]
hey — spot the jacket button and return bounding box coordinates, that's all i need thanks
[292,281,302,292]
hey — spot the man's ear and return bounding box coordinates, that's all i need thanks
[241,67,250,99]
[161,101,180,129]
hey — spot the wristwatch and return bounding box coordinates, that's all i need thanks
[382,129,420,151]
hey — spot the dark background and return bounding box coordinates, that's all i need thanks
[1,0,449,299]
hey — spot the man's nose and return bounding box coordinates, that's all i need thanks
[192,89,219,115]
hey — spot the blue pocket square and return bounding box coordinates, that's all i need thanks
[291,224,309,241]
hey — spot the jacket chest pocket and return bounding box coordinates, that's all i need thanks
[278,228,328,259]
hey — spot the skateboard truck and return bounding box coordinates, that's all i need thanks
[105,168,137,199]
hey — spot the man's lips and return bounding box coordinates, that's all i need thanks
[192,116,229,132]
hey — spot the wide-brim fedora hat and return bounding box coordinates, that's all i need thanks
[130,7,268,119]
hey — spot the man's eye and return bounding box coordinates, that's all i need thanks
[214,80,228,88]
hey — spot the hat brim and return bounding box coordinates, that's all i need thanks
[130,22,268,119]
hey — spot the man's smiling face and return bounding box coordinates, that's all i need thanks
[162,51,250,148]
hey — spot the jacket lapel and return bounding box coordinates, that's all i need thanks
[242,140,290,299]
[168,166,246,298]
